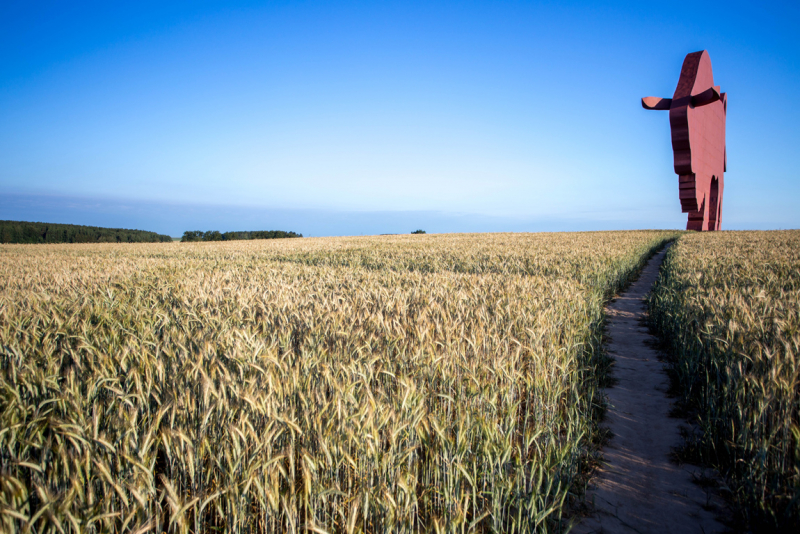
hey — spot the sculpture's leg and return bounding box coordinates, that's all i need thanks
[686,198,708,231]
[680,174,712,231]
[708,176,721,231]
[679,174,701,213]
[708,176,719,231]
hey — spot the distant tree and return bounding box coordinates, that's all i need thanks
[250,230,302,240]
[411,229,426,234]
[222,231,249,241]
[203,231,224,241]
[181,231,204,242]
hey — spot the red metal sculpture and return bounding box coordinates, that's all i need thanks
[643,50,727,231]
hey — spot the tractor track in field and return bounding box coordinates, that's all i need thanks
[572,245,727,534]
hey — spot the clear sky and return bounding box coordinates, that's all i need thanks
[2,0,798,236]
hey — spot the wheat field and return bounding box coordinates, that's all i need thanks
[1,231,677,533]
[648,230,800,530]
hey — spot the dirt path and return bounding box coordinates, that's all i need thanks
[572,245,725,534]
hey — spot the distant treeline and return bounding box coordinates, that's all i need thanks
[181,230,302,242]
[0,220,172,244]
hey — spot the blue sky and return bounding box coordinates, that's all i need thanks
[1,1,798,236]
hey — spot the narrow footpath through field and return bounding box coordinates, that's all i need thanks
[573,246,725,534]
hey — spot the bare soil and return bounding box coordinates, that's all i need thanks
[572,246,726,534]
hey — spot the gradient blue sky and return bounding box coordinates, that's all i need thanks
[2,1,798,236]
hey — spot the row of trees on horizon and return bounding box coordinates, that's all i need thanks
[0,221,432,245]
[0,220,172,244]
[180,230,302,242]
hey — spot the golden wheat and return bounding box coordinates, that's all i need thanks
[648,230,800,530]
[1,231,677,533]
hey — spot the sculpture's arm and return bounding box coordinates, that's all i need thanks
[642,97,672,110]
[691,86,721,107]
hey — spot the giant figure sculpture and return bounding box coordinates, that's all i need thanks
[642,50,727,231]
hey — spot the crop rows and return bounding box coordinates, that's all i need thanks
[648,230,800,530]
[1,231,676,533]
